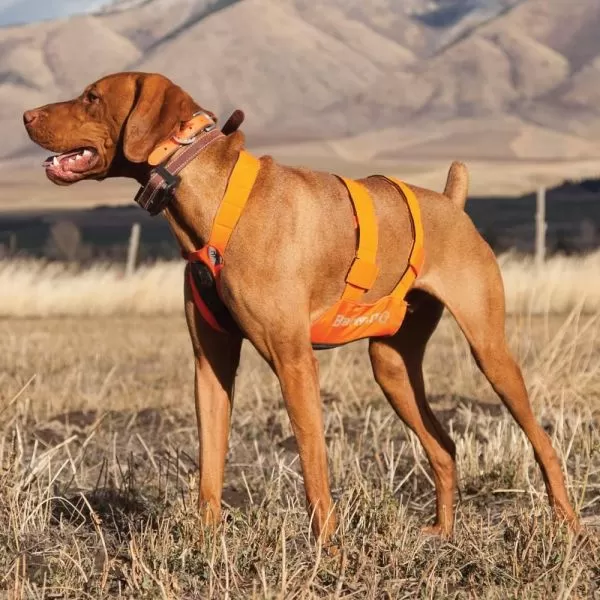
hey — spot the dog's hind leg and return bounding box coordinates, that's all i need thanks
[369,291,457,537]
[418,222,580,532]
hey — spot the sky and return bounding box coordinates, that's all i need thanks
[0,0,108,27]
[0,1,514,29]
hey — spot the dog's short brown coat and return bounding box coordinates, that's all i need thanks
[24,72,579,545]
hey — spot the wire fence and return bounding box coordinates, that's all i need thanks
[0,182,598,267]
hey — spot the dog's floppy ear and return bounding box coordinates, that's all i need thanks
[123,74,209,163]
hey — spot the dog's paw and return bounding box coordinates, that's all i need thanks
[421,523,452,539]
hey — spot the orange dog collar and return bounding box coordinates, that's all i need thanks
[148,111,216,166]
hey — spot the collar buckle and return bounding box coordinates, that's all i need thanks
[153,164,181,195]
[173,111,215,144]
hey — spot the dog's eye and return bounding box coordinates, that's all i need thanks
[84,91,100,104]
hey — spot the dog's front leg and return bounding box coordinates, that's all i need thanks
[255,327,337,547]
[278,349,337,545]
[184,279,242,527]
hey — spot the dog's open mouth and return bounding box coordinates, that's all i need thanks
[42,147,100,183]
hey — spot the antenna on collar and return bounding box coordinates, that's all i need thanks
[221,109,245,135]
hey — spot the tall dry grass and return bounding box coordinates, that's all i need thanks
[0,304,598,597]
[0,259,184,317]
[498,251,600,315]
[1,251,599,318]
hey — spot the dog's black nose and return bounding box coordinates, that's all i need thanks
[23,109,40,126]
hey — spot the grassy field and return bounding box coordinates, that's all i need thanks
[1,251,600,318]
[1,258,599,598]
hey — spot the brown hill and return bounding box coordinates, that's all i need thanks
[2,0,600,170]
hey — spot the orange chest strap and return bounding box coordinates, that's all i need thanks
[184,150,260,334]
[186,149,261,268]
[209,150,261,255]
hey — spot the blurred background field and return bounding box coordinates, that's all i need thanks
[1,251,600,317]
[0,174,598,263]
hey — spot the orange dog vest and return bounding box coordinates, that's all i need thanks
[185,150,424,348]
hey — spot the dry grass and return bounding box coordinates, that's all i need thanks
[498,251,600,315]
[2,251,600,318]
[0,260,184,317]
[0,301,599,598]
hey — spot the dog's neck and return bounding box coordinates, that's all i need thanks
[159,131,246,252]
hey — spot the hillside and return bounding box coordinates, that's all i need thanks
[3,0,600,169]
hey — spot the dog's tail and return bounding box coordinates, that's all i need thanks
[443,161,469,210]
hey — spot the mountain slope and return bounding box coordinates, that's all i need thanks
[3,0,600,163]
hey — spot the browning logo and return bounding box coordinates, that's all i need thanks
[333,311,391,328]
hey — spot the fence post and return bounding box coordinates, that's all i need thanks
[535,186,546,270]
[126,223,141,277]
[9,233,17,257]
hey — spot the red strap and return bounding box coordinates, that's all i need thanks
[187,268,227,333]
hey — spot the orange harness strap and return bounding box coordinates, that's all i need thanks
[209,150,261,254]
[384,177,425,300]
[186,152,424,347]
[337,177,380,301]
[184,150,260,334]
[309,176,423,347]
[308,176,424,346]
[336,176,424,302]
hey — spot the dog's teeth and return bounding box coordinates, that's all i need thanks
[53,157,59,166]
[82,149,91,157]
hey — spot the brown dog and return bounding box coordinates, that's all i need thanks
[23,72,579,545]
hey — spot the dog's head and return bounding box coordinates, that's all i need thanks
[23,72,215,185]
